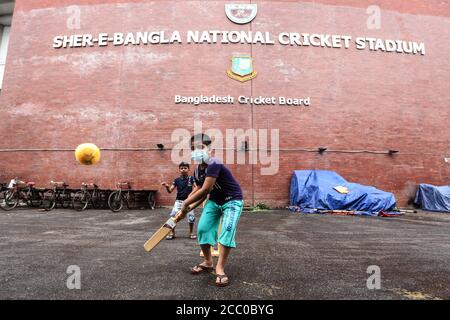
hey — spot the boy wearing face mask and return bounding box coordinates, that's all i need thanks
[175,133,244,287]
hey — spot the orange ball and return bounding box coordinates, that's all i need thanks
[75,143,101,165]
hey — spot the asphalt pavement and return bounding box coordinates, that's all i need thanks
[0,207,449,300]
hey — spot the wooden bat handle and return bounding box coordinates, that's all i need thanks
[164,217,177,229]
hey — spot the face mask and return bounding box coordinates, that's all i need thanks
[191,149,210,163]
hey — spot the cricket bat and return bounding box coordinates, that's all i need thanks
[144,217,177,252]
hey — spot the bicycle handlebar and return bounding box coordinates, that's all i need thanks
[82,183,99,188]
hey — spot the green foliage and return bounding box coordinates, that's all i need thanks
[255,202,270,210]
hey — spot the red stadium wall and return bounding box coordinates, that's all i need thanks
[0,0,449,207]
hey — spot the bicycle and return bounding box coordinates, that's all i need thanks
[42,181,71,211]
[0,178,43,211]
[108,182,135,212]
[72,183,101,211]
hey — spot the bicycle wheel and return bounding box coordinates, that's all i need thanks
[108,191,123,212]
[72,191,89,211]
[148,192,156,210]
[1,190,19,211]
[42,190,56,211]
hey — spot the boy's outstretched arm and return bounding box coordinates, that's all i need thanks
[161,182,175,194]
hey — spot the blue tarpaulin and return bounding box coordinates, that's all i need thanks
[414,184,450,212]
[290,170,397,215]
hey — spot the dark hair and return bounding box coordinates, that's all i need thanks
[190,133,212,146]
[179,162,190,169]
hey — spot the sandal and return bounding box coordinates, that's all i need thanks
[166,234,175,240]
[189,234,197,239]
[215,274,229,287]
[191,264,214,275]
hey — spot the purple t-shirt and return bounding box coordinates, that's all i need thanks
[172,176,194,201]
[194,158,243,205]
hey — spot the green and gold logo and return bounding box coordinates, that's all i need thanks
[227,55,257,82]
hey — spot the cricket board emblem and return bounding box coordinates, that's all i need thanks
[225,4,258,24]
[227,55,257,82]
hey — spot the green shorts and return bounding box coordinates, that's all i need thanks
[197,199,244,248]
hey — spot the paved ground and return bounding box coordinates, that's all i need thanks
[0,207,449,300]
